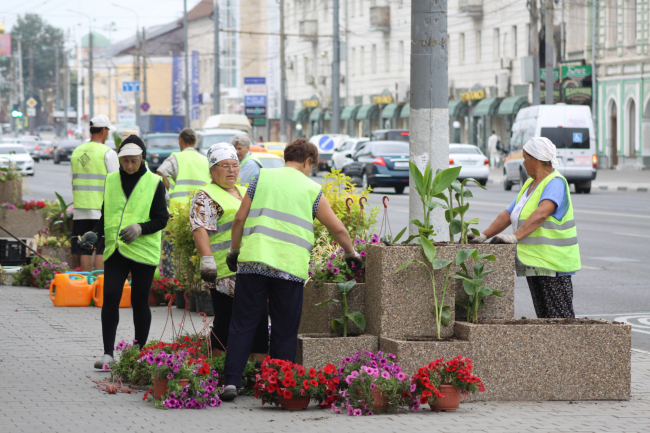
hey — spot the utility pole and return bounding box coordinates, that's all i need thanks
[28,46,35,134]
[561,0,565,61]
[544,0,554,105]
[345,0,349,107]
[409,0,449,239]
[64,49,70,137]
[134,30,141,128]
[280,0,287,142]
[10,48,16,136]
[591,0,597,152]
[331,0,340,133]
[55,44,61,136]
[89,31,95,119]
[17,39,25,134]
[142,27,148,110]
[213,0,220,115]
[528,0,541,105]
[184,0,191,128]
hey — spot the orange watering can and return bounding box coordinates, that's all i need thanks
[49,273,93,307]
[92,274,132,308]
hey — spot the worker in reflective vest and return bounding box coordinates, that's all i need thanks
[219,138,362,402]
[70,114,119,272]
[157,128,211,203]
[469,137,581,319]
[232,134,262,184]
[79,135,169,369]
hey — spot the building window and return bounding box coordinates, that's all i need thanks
[384,42,390,72]
[624,0,636,48]
[360,46,365,75]
[606,0,617,50]
[360,0,364,16]
[459,32,465,64]
[351,47,356,76]
[399,41,404,71]
[493,28,500,60]
[475,31,481,62]
[512,26,518,58]
[371,44,377,74]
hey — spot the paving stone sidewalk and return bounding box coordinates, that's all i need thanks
[1,285,649,433]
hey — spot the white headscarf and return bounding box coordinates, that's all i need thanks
[523,137,559,168]
[207,142,238,168]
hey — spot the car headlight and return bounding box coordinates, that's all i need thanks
[153,157,159,163]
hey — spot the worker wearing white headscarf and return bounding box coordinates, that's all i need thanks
[467,137,581,319]
[189,142,269,361]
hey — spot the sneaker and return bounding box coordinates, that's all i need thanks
[220,385,237,402]
[93,354,115,369]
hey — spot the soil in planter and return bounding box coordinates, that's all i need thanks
[488,318,607,325]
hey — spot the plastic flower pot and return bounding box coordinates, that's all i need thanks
[278,395,310,410]
[153,377,189,401]
[175,290,186,309]
[188,293,197,312]
[199,292,214,316]
[429,384,461,412]
[148,290,160,306]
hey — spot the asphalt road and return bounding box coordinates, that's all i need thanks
[24,162,650,350]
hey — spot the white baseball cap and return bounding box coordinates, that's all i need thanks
[117,143,143,158]
[90,114,112,129]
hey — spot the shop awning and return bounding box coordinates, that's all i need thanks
[400,103,410,118]
[472,98,501,116]
[380,103,401,119]
[309,107,323,121]
[497,95,529,116]
[356,104,379,120]
[449,99,468,117]
[323,107,344,121]
[291,107,308,122]
[341,105,361,120]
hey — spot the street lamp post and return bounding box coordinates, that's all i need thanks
[112,4,142,128]
[68,10,94,119]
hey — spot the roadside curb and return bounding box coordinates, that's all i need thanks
[488,178,650,193]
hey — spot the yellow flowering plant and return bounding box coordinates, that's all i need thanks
[35,233,71,248]
[163,201,203,294]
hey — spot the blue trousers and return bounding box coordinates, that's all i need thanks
[224,272,304,387]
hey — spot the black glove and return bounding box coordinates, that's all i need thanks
[344,251,363,270]
[200,256,217,283]
[226,249,240,273]
[79,231,98,250]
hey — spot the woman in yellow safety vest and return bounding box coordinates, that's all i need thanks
[468,137,581,319]
[79,135,169,369]
[190,142,269,361]
[219,138,362,402]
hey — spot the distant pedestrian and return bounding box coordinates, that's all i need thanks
[232,134,262,184]
[488,130,500,168]
[70,114,119,272]
[257,136,264,143]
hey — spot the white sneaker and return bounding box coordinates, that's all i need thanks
[94,354,115,369]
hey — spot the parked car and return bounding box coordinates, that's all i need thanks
[308,134,350,174]
[10,137,41,162]
[253,152,285,169]
[330,138,369,171]
[370,129,410,142]
[36,125,55,132]
[144,133,180,172]
[260,142,287,157]
[449,144,489,186]
[39,140,54,160]
[53,139,83,163]
[505,104,596,193]
[197,129,249,156]
[0,144,35,176]
[342,141,410,194]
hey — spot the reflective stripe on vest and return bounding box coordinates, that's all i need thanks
[199,183,247,280]
[103,171,162,266]
[169,150,211,204]
[515,171,581,273]
[239,167,321,280]
[240,152,263,168]
[71,142,111,210]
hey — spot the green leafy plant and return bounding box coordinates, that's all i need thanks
[315,280,366,337]
[453,249,502,323]
[0,158,22,181]
[49,192,73,238]
[163,202,202,293]
[433,175,486,244]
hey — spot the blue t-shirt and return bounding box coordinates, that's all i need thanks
[506,178,568,220]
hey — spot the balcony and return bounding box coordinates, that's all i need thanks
[369,6,390,33]
[299,20,318,42]
[458,0,483,19]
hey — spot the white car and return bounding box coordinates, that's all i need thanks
[449,144,489,186]
[197,129,250,156]
[0,144,35,176]
[330,137,369,170]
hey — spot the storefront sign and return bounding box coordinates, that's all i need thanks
[564,87,592,103]
[539,68,560,81]
[373,95,393,104]
[540,89,561,103]
[460,89,485,103]
[303,99,319,108]
[562,65,591,79]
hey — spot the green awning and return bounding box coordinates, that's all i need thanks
[380,103,400,119]
[472,98,501,116]
[323,107,344,121]
[309,107,323,121]
[291,107,308,122]
[449,100,468,117]
[341,105,361,120]
[356,104,379,120]
[400,103,410,118]
[497,95,529,115]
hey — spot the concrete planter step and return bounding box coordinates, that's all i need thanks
[0,179,22,204]
[380,336,472,378]
[299,282,366,335]
[296,333,378,370]
[0,209,46,238]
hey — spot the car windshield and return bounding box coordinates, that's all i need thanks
[540,127,590,149]
[146,136,178,149]
[450,146,481,154]
[258,157,284,168]
[373,143,410,154]
[0,146,27,154]
[200,134,239,149]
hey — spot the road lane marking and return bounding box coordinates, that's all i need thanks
[581,265,602,270]
[614,316,650,336]
[470,201,650,219]
[613,232,650,238]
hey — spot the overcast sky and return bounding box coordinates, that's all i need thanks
[2,0,202,45]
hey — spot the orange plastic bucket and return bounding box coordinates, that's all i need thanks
[49,273,93,307]
[92,274,132,308]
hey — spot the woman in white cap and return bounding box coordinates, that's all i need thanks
[468,137,581,319]
[190,143,268,361]
[79,135,169,368]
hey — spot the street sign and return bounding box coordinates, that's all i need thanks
[26,97,37,107]
[244,95,267,107]
[244,84,267,96]
[252,117,266,126]
[244,77,266,84]
[539,68,560,81]
[26,107,36,117]
[245,106,267,117]
[122,81,141,92]
[141,102,150,112]
[117,113,136,123]
[561,65,592,79]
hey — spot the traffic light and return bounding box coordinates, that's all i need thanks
[11,110,23,118]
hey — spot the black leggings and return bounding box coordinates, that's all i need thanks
[101,252,157,356]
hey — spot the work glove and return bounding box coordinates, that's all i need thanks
[344,251,363,270]
[200,255,217,283]
[226,248,240,273]
[467,232,487,244]
[119,224,142,244]
[489,234,518,244]
[79,231,98,250]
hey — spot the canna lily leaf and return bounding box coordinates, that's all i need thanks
[420,236,437,264]
[432,259,453,270]
[337,280,357,294]
[346,312,366,331]
[456,248,478,265]
[477,254,496,262]
[431,166,462,195]
[462,177,487,190]
[393,227,407,243]
[315,299,340,307]
[331,318,345,333]
[440,305,452,326]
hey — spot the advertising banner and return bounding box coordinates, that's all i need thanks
[0,34,11,56]
[172,52,184,116]
[191,50,200,121]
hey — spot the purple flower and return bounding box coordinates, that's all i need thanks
[410,383,417,392]
[102,364,110,371]
[308,271,313,276]
[326,262,333,270]
[381,371,391,380]
[331,404,341,414]
[332,268,340,275]
[360,251,367,257]
[397,372,407,381]
[33,270,40,276]
[353,409,362,416]
[167,373,174,379]
[350,262,355,268]
[370,383,375,390]
[329,253,336,259]
[366,411,374,416]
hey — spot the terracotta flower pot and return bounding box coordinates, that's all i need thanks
[148,290,160,306]
[278,395,310,410]
[153,377,189,401]
[359,386,389,413]
[429,384,462,412]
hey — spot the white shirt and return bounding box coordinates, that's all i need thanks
[487,134,499,154]
[72,148,119,220]
[157,147,197,181]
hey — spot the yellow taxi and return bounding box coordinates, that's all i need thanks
[253,151,285,169]
[260,142,287,157]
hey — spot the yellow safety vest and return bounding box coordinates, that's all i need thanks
[71,142,111,210]
[169,150,211,203]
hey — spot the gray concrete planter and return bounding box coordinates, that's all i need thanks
[299,282,366,335]
[296,333,378,370]
[0,179,22,204]
[40,246,73,265]
[380,336,472,378]
[0,208,46,238]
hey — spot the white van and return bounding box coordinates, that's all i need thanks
[203,114,253,137]
[505,104,597,193]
